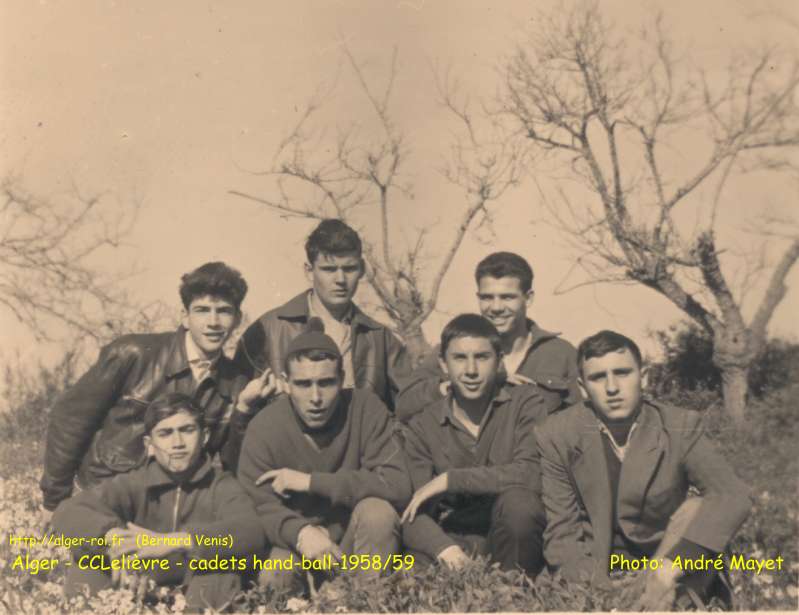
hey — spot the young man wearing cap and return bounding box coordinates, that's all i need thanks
[401,314,560,575]
[396,252,580,422]
[233,219,411,409]
[52,393,264,610]
[536,330,752,609]
[237,321,411,591]
[41,262,249,523]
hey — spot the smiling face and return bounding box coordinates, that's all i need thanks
[144,410,206,475]
[580,347,643,422]
[181,294,240,358]
[439,335,500,404]
[286,356,343,430]
[476,276,532,337]
[305,252,363,313]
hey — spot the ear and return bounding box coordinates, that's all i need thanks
[640,365,650,391]
[304,261,314,285]
[143,435,154,458]
[577,376,589,400]
[180,307,190,330]
[525,289,535,309]
[232,309,242,331]
[202,428,210,447]
[356,258,366,280]
[438,355,450,380]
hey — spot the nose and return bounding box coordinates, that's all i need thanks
[605,373,619,395]
[209,309,221,327]
[310,383,322,405]
[490,297,503,313]
[173,431,186,448]
[334,268,346,285]
[465,356,478,377]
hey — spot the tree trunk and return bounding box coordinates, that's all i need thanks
[720,365,749,425]
[400,324,432,367]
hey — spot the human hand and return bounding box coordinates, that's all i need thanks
[237,368,285,414]
[634,559,680,611]
[255,468,311,497]
[400,473,448,524]
[296,525,342,561]
[437,545,471,569]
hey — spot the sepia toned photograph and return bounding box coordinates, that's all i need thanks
[1,1,797,612]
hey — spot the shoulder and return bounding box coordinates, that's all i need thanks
[533,334,577,357]
[535,400,587,443]
[101,331,175,362]
[244,395,293,440]
[406,397,444,436]
[647,400,704,438]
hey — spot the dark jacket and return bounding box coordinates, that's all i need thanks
[237,388,412,550]
[41,327,242,511]
[52,456,263,562]
[536,400,752,583]
[233,290,411,409]
[395,320,580,423]
[401,384,559,557]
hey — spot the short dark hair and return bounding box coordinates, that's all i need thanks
[474,252,534,293]
[440,313,502,357]
[179,262,248,310]
[305,219,363,265]
[143,393,204,435]
[577,330,643,373]
[284,349,343,377]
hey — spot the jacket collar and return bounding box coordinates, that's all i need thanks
[436,385,511,426]
[527,319,561,347]
[164,327,234,401]
[143,454,215,489]
[165,326,191,379]
[276,290,382,330]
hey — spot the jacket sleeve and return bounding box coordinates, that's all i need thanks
[236,415,313,551]
[537,420,594,582]
[52,473,138,556]
[400,419,458,559]
[384,329,413,411]
[564,347,582,406]
[447,388,548,495]
[394,349,445,423]
[676,411,752,552]
[182,474,265,560]
[309,394,412,510]
[40,341,135,511]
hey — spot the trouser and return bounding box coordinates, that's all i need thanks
[407,487,546,576]
[64,560,241,612]
[258,497,401,591]
[653,497,733,608]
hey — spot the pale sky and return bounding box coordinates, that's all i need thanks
[2,0,798,369]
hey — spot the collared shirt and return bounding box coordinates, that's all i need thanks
[598,419,639,462]
[308,292,355,389]
[184,332,220,386]
[502,329,534,377]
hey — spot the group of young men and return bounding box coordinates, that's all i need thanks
[41,219,752,611]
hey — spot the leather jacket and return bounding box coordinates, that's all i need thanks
[40,327,241,511]
[233,290,411,408]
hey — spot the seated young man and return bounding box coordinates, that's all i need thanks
[236,319,411,591]
[396,252,579,423]
[52,393,264,610]
[41,262,249,520]
[401,314,560,575]
[537,330,752,610]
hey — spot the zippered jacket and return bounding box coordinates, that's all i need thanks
[52,456,264,562]
[41,327,243,511]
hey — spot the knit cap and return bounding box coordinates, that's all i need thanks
[286,317,341,358]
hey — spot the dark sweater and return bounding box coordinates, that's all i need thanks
[237,388,412,550]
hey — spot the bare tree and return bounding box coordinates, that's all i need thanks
[500,2,799,423]
[230,46,525,361]
[0,177,172,346]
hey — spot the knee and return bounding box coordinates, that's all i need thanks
[493,488,544,537]
[351,497,400,536]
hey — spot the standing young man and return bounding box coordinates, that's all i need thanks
[401,314,560,575]
[234,218,410,409]
[53,393,263,610]
[40,262,248,519]
[537,330,752,609]
[237,321,411,591]
[396,252,580,422]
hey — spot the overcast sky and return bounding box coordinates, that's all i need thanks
[2,0,797,368]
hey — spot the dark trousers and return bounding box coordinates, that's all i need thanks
[409,487,546,575]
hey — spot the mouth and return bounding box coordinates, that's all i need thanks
[607,399,624,409]
[461,381,483,392]
[203,332,224,343]
[170,452,189,460]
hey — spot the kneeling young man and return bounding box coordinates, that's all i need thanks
[237,320,411,591]
[537,330,752,610]
[52,393,264,610]
[401,314,560,574]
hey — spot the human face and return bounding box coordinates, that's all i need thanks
[286,357,343,430]
[439,336,500,404]
[476,276,532,336]
[144,411,206,475]
[306,252,363,312]
[580,347,643,422]
[181,295,240,358]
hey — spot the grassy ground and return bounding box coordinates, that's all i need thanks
[1,381,797,612]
